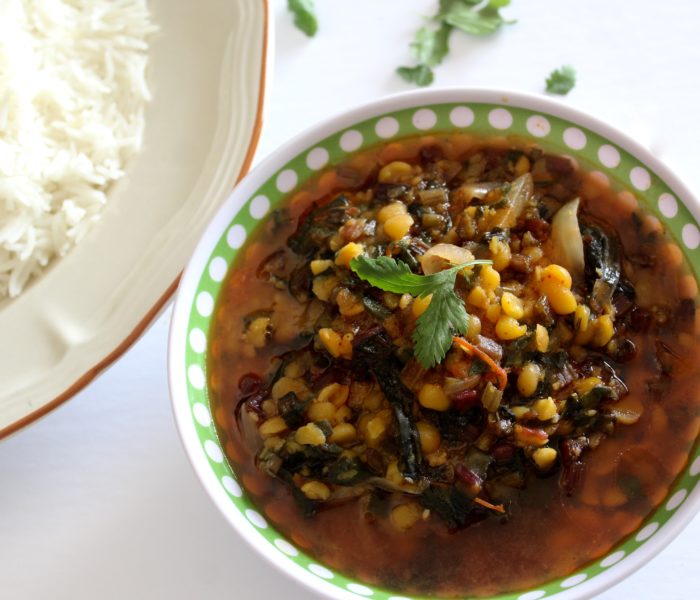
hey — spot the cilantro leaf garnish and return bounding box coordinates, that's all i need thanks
[546,65,576,95]
[413,285,467,369]
[350,255,491,369]
[398,0,514,86]
[288,0,318,37]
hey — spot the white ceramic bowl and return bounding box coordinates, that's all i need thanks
[169,88,700,600]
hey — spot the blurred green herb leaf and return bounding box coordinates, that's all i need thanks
[411,23,453,66]
[397,64,435,87]
[440,0,514,35]
[288,0,318,37]
[546,65,577,95]
[398,0,515,87]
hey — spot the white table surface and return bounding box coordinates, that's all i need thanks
[2,1,700,598]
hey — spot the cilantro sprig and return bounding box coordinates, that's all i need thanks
[350,255,492,369]
[546,65,576,95]
[397,0,515,86]
[439,0,514,35]
[288,0,318,37]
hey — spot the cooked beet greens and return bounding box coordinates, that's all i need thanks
[354,329,423,480]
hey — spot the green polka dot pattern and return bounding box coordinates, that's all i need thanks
[182,103,700,600]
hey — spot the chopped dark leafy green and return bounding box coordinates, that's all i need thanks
[362,295,393,321]
[364,489,392,520]
[288,196,349,256]
[277,468,318,516]
[502,333,534,368]
[354,330,422,480]
[278,391,311,428]
[469,357,489,376]
[287,0,318,37]
[269,208,291,233]
[545,65,576,95]
[580,385,615,409]
[323,457,371,486]
[582,225,621,313]
[419,485,486,529]
[281,443,344,476]
[618,474,645,500]
[396,240,423,272]
[288,262,314,302]
[562,394,597,429]
[314,419,334,438]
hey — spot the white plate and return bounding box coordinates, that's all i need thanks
[0,0,271,438]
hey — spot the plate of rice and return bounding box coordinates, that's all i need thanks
[0,0,270,437]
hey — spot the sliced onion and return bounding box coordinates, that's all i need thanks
[610,408,642,426]
[417,187,448,205]
[549,198,585,278]
[443,375,481,397]
[456,181,502,201]
[475,335,503,362]
[491,173,533,229]
[419,243,475,275]
[481,382,503,413]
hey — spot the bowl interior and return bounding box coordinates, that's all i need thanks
[170,92,700,600]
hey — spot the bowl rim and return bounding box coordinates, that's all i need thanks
[168,86,700,600]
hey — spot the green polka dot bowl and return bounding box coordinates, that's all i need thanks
[168,89,700,600]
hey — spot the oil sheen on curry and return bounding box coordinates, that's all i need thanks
[208,133,700,597]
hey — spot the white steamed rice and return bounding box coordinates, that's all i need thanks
[0,0,156,298]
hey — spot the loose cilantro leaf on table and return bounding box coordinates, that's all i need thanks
[397,0,514,86]
[350,255,491,369]
[288,0,318,37]
[440,0,514,36]
[411,23,453,66]
[546,65,576,95]
[397,23,452,87]
[397,64,435,87]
